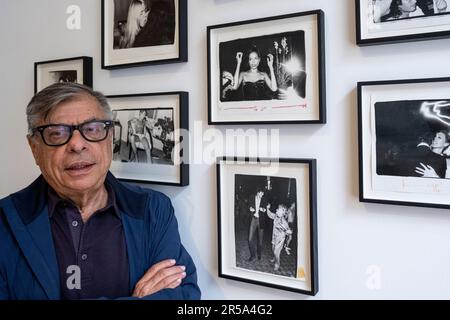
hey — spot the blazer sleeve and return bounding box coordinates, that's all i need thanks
[0,271,8,300]
[0,210,10,300]
[140,194,201,300]
[94,193,201,301]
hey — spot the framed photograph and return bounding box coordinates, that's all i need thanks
[107,91,189,186]
[217,157,318,295]
[356,0,450,46]
[34,56,92,93]
[358,77,450,209]
[102,0,187,69]
[207,10,326,125]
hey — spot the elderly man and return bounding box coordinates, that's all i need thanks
[0,83,200,300]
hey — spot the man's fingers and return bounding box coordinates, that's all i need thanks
[138,259,176,283]
[135,270,186,298]
[137,272,186,298]
[134,264,185,297]
[165,278,184,290]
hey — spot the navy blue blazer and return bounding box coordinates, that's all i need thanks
[0,172,200,300]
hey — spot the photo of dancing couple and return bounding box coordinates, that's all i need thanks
[217,158,318,295]
[234,174,298,277]
[359,78,450,209]
[208,10,325,124]
[102,0,187,68]
[375,100,450,179]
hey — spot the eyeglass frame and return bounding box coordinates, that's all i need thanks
[31,119,114,147]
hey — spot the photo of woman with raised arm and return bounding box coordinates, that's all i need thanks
[218,31,306,103]
[230,47,278,101]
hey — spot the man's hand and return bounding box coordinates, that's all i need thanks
[132,259,186,298]
[415,162,439,178]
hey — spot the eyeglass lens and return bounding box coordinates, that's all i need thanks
[42,121,109,146]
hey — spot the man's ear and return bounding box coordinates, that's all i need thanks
[27,135,40,166]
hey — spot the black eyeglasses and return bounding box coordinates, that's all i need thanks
[33,120,113,147]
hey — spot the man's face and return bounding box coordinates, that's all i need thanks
[28,95,112,197]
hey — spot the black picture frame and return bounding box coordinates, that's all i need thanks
[216,157,318,295]
[101,0,188,69]
[358,77,450,209]
[356,0,450,46]
[107,91,189,186]
[34,56,93,93]
[207,10,326,125]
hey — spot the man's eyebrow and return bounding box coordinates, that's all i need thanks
[44,117,101,125]
[82,117,100,123]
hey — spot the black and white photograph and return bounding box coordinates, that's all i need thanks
[375,100,450,179]
[111,108,175,165]
[219,31,306,102]
[34,56,92,93]
[108,92,189,186]
[234,174,298,278]
[374,0,450,23]
[356,0,450,45]
[112,0,175,49]
[217,158,318,295]
[49,70,78,83]
[208,10,325,124]
[358,78,450,209]
[102,0,187,69]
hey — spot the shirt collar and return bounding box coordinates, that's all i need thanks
[47,182,120,219]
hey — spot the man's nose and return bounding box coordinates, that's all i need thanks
[66,129,88,153]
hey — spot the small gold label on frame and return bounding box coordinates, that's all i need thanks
[297,267,306,279]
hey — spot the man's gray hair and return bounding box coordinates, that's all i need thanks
[26,83,112,135]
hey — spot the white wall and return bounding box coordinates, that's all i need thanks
[1,0,450,299]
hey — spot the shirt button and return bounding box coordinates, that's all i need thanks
[72,221,78,227]
[81,254,88,261]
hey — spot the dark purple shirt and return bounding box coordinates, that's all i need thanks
[47,183,130,299]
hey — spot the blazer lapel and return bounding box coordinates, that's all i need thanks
[121,213,145,292]
[1,197,60,300]
[106,172,148,293]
